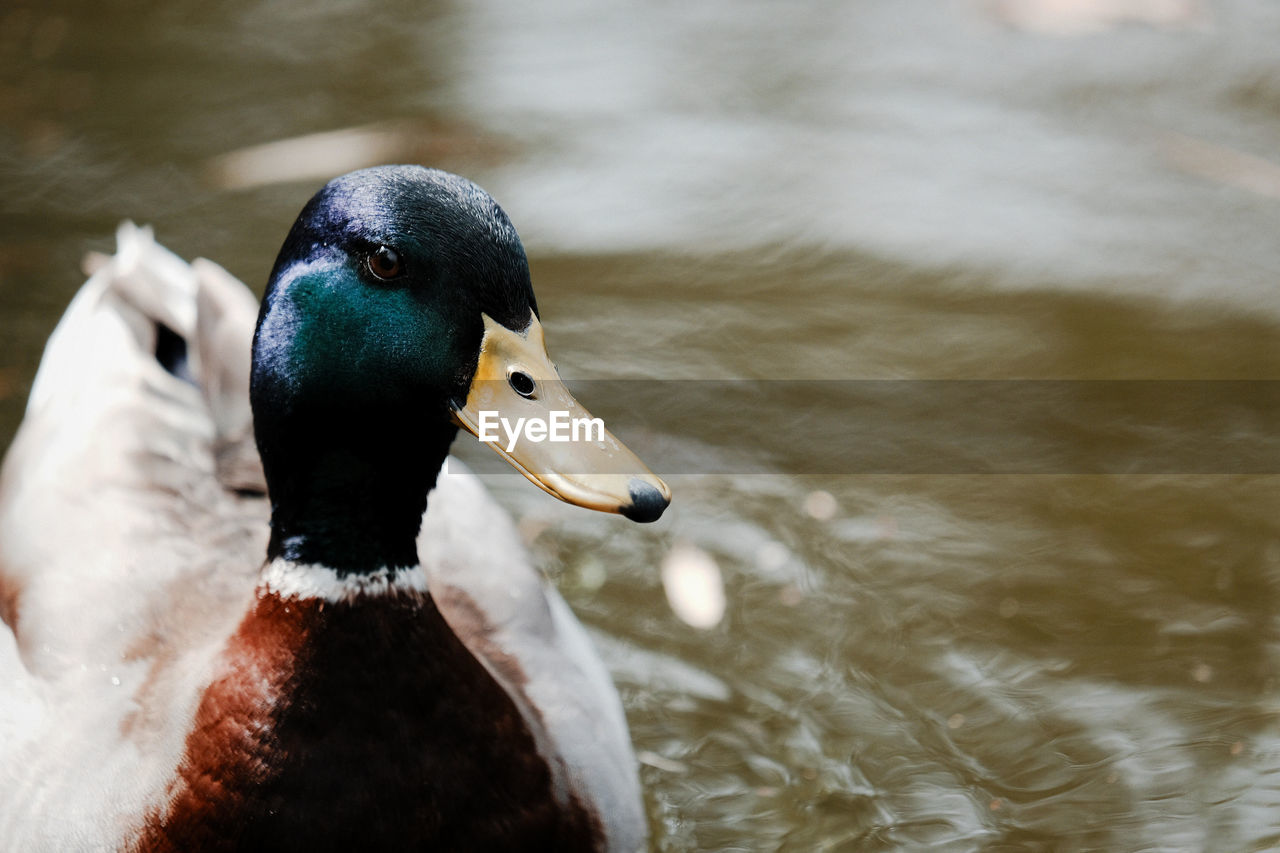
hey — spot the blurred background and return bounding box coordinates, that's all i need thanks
[2,0,1279,848]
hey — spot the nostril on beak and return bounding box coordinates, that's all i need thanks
[620,478,669,523]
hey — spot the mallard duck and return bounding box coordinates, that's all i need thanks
[0,166,669,851]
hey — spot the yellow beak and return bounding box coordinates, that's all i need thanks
[451,313,670,522]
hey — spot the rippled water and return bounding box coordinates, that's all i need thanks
[2,0,1279,848]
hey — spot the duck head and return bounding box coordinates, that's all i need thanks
[251,166,669,574]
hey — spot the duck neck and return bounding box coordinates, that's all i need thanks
[259,413,458,575]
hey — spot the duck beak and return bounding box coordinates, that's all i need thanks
[451,313,671,523]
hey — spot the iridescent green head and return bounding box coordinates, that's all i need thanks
[251,166,668,575]
[254,165,537,423]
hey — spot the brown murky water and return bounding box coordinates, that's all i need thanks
[2,0,1279,849]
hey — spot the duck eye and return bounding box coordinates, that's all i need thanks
[508,370,536,398]
[366,246,403,280]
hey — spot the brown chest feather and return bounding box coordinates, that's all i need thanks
[134,590,601,852]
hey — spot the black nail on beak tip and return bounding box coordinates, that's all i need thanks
[620,478,669,523]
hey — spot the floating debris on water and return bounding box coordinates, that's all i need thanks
[803,490,838,521]
[661,541,726,630]
[204,119,507,191]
